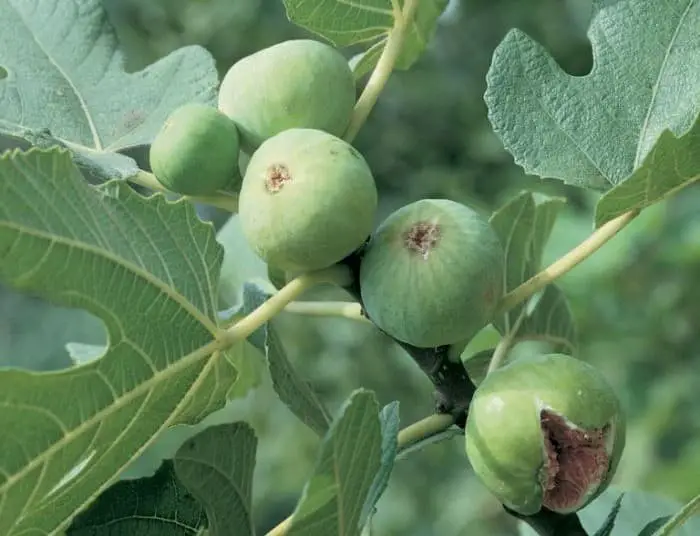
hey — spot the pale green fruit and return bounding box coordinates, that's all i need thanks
[465,353,626,515]
[238,128,377,272]
[218,39,356,152]
[149,103,241,196]
[359,199,505,348]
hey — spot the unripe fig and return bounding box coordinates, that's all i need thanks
[218,39,356,152]
[238,128,377,272]
[465,353,626,516]
[149,103,241,196]
[359,199,504,348]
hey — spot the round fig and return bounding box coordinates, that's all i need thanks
[218,39,356,152]
[358,199,504,348]
[465,353,626,516]
[149,103,241,196]
[238,128,377,272]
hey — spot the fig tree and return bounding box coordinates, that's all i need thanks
[359,199,505,348]
[149,103,241,196]
[238,128,377,272]
[218,39,356,152]
[465,353,626,516]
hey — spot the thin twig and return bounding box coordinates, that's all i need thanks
[283,300,369,323]
[496,210,639,315]
[342,0,419,142]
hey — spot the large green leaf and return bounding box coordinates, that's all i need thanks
[485,0,700,191]
[174,423,258,536]
[0,0,219,180]
[595,113,700,226]
[67,461,207,535]
[0,148,242,534]
[286,389,389,536]
[282,0,448,74]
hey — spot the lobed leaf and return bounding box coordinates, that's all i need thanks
[67,461,207,535]
[595,113,700,226]
[286,390,390,536]
[0,0,219,179]
[0,147,244,535]
[174,422,258,536]
[282,0,448,73]
[485,0,700,191]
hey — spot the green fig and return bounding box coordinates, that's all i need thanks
[218,39,356,152]
[149,103,241,196]
[465,353,626,515]
[238,128,377,272]
[359,199,505,348]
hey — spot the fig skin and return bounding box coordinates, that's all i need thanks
[238,128,377,272]
[149,103,241,196]
[465,353,626,516]
[218,39,356,152]
[358,199,505,348]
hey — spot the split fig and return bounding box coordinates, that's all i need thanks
[238,128,377,272]
[358,199,505,348]
[149,103,241,196]
[465,353,626,516]
[218,39,356,152]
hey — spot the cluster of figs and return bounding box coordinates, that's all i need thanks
[149,39,626,517]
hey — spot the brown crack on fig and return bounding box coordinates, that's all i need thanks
[403,220,441,260]
[265,163,292,193]
[539,409,610,512]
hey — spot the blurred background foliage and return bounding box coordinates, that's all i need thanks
[1,0,698,534]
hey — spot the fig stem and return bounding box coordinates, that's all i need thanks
[128,170,240,212]
[486,310,526,375]
[397,413,456,453]
[222,265,353,342]
[265,413,457,536]
[342,0,420,143]
[496,210,639,315]
[283,300,370,323]
[339,246,477,425]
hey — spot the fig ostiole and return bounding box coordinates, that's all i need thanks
[358,198,505,348]
[149,103,241,196]
[218,39,356,152]
[465,353,626,516]
[238,128,377,272]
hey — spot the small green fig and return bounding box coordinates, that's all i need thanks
[218,39,356,152]
[149,103,241,196]
[238,128,377,272]
[359,199,505,348]
[465,353,626,516]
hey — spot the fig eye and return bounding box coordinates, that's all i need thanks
[359,198,505,349]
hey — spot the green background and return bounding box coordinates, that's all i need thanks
[1,0,698,534]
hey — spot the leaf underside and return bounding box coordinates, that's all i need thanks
[0,147,240,535]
